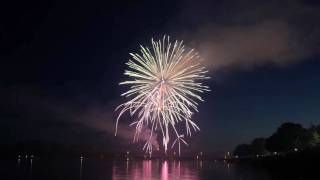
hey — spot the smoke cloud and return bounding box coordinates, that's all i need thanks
[70,103,160,150]
[1,87,159,150]
[191,21,308,70]
[177,0,320,71]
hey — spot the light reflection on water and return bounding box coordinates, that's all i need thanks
[111,159,274,180]
[112,160,199,180]
[1,157,274,179]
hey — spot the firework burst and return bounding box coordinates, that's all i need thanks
[115,36,210,155]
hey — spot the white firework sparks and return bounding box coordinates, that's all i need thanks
[115,36,210,155]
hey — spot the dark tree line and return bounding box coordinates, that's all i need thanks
[234,122,320,157]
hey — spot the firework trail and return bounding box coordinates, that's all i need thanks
[115,36,210,155]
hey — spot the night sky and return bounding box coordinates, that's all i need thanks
[1,0,320,154]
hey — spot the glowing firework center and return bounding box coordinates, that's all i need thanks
[115,36,210,156]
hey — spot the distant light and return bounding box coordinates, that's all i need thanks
[294,148,298,152]
[235,155,239,158]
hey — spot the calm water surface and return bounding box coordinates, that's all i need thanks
[1,158,275,180]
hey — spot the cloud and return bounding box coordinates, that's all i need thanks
[1,87,159,149]
[176,0,320,71]
[69,102,160,150]
[191,21,308,70]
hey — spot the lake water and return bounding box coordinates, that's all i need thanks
[1,158,276,180]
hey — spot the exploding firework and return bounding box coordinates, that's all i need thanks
[115,36,210,155]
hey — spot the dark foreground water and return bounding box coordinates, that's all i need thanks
[0,158,277,180]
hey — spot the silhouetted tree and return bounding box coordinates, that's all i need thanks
[309,124,320,146]
[233,144,252,157]
[251,138,268,155]
[266,122,313,152]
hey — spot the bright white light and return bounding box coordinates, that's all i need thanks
[116,36,210,155]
